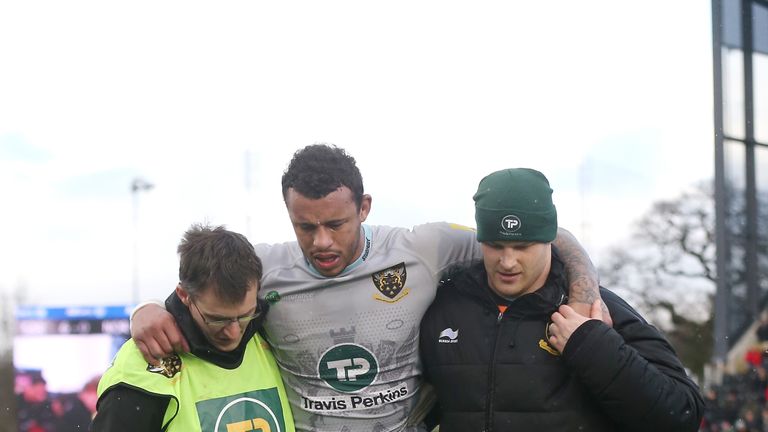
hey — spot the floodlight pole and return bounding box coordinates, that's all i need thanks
[131,178,154,305]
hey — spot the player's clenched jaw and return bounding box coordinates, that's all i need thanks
[285,186,371,277]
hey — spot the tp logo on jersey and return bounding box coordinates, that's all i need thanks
[318,343,378,392]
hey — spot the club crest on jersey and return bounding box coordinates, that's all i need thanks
[146,354,182,378]
[371,262,410,303]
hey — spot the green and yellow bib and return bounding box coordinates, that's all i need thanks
[98,334,294,432]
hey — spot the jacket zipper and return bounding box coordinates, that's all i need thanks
[484,310,505,431]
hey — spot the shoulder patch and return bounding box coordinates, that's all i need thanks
[146,354,182,378]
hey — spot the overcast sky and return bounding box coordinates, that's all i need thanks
[0,1,714,306]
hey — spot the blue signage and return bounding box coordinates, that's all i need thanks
[15,305,133,320]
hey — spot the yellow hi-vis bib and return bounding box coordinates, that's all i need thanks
[98,333,295,432]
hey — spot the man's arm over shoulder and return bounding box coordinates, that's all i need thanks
[552,227,610,323]
[253,240,303,275]
[131,295,189,363]
[561,289,704,432]
[392,222,481,274]
[91,385,171,432]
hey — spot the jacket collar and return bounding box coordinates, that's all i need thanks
[453,246,568,317]
[164,292,266,369]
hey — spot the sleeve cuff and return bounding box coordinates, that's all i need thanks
[562,319,606,360]
[129,299,165,322]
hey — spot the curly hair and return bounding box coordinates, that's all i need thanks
[281,143,365,208]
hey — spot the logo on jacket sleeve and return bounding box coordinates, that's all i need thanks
[438,328,459,344]
[371,262,410,303]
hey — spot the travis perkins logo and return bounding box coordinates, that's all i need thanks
[500,214,522,237]
[371,262,410,303]
[301,385,409,413]
[303,343,409,412]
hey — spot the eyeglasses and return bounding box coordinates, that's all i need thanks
[191,300,261,330]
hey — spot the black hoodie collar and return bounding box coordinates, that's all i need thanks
[164,292,267,370]
[455,246,568,317]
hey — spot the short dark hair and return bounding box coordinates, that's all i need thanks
[281,144,364,208]
[177,223,262,304]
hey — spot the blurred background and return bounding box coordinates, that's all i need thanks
[0,0,765,430]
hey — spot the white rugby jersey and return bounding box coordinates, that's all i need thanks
[255,222,480,432]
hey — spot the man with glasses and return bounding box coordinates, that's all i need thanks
[91,224,295,431]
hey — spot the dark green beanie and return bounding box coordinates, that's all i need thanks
[473,168,557,243]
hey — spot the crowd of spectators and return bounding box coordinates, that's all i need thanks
[15,370,98,432]
[700,316,768,432]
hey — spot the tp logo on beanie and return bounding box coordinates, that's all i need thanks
[473,168,557,243]
[501,215,522,232]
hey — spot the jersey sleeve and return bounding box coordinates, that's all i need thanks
[409,222,481,275]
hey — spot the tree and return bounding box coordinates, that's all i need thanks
[598,181,715,378]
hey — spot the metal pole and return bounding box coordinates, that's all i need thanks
[245,150,252,240]
[741,0,759,323]
[132,186,139,305]
[712,0,730,365]
[131,178,153,305]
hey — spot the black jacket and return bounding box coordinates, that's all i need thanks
[419,252,704,432]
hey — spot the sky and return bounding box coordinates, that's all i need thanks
[0,1,715,307]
